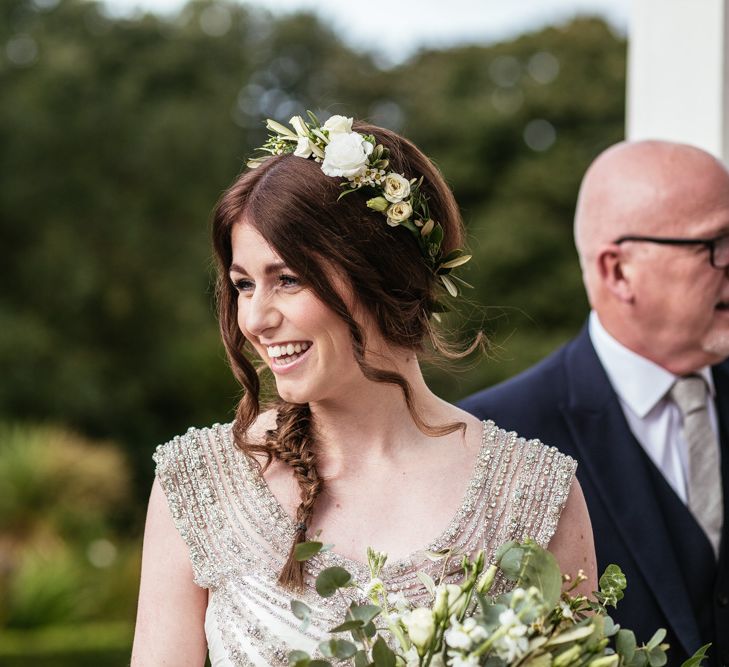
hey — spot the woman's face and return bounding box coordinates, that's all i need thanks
[229,221,365,405]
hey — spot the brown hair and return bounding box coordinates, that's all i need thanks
[212,122,469,588]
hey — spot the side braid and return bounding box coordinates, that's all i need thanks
[264,403,324,589]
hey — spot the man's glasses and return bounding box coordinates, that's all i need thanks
[613,233,729,269]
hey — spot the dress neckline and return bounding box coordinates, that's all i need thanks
[241,419,492,583]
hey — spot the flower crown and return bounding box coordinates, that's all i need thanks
[247,112,472,298]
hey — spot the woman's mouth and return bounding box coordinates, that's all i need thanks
[266,341,312,369]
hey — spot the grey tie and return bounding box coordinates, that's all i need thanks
[670,375,723,558]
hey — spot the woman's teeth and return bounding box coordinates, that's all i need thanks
[266,341,310,363]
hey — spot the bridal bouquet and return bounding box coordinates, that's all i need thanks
[288,540,708,667]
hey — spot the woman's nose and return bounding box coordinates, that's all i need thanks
[244,290,282,337]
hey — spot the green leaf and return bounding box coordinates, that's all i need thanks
[440,274,458,297]
[288,650,311,667]
[295,541,325,561]
[354,650,371,667]
[679,643,711,667]
[416,571,436,597]
[515,540,562,609]
[290,600,312,629]
[545,624,595,645]
[266,118,296,137]
[496,542,523,579]
[648,646,668,667]
[372,636,396,667]
[315,566,353,597]
[616,629,637,662]
[598,565,627,607]
[329,619,364,632]
[646,629,666,651]
[440,254,472,269]
[350,604,381,624]
[319,638,357,659]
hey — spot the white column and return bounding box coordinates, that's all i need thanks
[627,0,729,162]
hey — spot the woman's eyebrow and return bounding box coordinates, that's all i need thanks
[229,261,288,275]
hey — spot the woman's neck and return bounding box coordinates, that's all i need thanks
[305,353,455,476]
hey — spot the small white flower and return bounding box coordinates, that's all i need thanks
[323,114,353,135]
[560,601,574,619]
[383,172,411,203]
[493,609,530,662]
[444,616,487,651]
[387,591,409,611]
[403,607,435,650]
[386,200,413,226]
[448,654,479,667]
[363,577,384,596]
[321,131,373,178]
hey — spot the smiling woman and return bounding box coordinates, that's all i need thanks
[130,115,597,667]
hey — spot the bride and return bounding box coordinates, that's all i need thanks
[131,114,596,666]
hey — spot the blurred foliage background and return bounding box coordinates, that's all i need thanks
[0,0,625,662]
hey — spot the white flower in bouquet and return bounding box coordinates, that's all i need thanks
[402,607,436,651]
[286,538,707,667]
[321,132,373,178]
[444,616,488,651]
[492,608,530,662]
[448,654,479,667]
[322,114,353,135]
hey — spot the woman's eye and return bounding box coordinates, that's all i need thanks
[279,274,300,288]
[232,278,254,293]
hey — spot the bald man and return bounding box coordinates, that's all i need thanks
[460,140,729,667]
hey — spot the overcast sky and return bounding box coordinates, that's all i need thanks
[103,0,631,63]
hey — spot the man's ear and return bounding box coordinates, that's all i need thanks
[597,244,635,303]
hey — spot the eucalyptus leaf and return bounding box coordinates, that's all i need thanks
[645,629,666,651]
[515,540,562,609]
[309,661,333,667]
[316,566,353,597]
[288,650,311,667]
[295,541,325,562]
[495,541,522,578]
[354,650,371,667]
[372,636,396,667]
[329,619,364,633]
[319,639,357,660]
[616,629,637,662]
[290,600,312,629]
[350,604,381,624]
[648,647,668,667]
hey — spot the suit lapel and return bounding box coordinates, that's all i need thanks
[711,361,729,560]
[559,327,701,656]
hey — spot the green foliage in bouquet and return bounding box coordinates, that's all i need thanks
[287,540,710,667]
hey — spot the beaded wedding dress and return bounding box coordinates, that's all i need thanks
[153,420,576,667]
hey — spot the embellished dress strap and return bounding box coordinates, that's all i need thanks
[153,423,235,588]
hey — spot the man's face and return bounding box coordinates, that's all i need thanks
[626,180,729,373]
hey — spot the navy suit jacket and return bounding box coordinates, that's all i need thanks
[459,325,729,667]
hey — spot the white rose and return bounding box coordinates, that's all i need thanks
[383,172,411,203]
[323,114,353,135]
[289,115,308,137]
[321,132,373,178]
[403,607,435,650]
[386,200,413,226]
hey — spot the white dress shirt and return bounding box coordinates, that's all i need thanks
[588,311,719,504]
